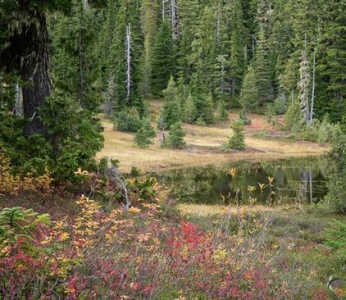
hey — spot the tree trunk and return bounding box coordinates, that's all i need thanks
[22,15,52,136]
[7,11,52,136]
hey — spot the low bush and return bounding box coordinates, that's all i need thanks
[0,197,331,299]
[114,107,142,132]
[299,119,341,143]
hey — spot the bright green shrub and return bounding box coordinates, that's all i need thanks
[114,107,142,132]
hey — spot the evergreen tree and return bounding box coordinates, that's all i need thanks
[254,27,271,105]
[176,0,200,82]
[151,21,176,97]
[140,0,159,97]
[227,120,246,150]
[0,0,105,180]
[316,0,346,123]
[239,65,258,113]
[134,120,156,148]
[184,92,197,124]
[159,77,182,129]
[167,122,186,149]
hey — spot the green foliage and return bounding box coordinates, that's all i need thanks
[226,120,246,150]
[184,92,197,124]
[159,77,182,130]
[325,132,346,213]
[151,21,176,97]
[191,92,215,125]
[283,99,303,132]
[239,65,258,113]
[40,93,104,181]
[196,116,206,126]
[216,100,228,121]
[114,107,142,132]
[238,110,251,125]
[265,103,278,127]
[325,219,346,249]
[0,207,50,248]
[273,93,287,115]
[166,122,186,149]
[134,120,156,148]
[298,119,340,143]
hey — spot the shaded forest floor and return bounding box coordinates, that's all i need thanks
[98,100,330,173]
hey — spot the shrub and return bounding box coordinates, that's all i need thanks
[0,197,330,299]
[325,132,346,213]
[196,115,206,126]
[299,119,341,143]
[114,107,142,132]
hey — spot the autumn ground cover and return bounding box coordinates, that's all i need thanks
[1,101,344,299]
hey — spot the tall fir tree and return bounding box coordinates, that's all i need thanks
[254,27,271,105]
[239,65,258,113]
[151,21,176,97]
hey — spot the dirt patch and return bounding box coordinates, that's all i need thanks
[98,104,330,173]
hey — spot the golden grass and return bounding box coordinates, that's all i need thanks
[178,203,278,217]
[97,102,330,173]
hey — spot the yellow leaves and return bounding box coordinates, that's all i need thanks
[137,233,151,243]
[0,152,52,196]
[247,185,256,192]
[268,176,275,186]
[128,206,141,213]
[229,168,237,177]
[258,182,267,191]
[213,246,227,263]
[74,168,89,176]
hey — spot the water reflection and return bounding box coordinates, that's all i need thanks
[154,156,334,205]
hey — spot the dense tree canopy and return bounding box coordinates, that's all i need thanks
[1,0,346,180]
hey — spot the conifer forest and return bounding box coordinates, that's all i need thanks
[2,1,346,299]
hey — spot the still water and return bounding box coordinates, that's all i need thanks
[154,156,334,205]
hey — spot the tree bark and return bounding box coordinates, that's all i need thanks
[1,10,52,136]
[21,13,52,136]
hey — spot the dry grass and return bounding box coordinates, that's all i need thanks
[178,203,277,217]
[98,101,330,173]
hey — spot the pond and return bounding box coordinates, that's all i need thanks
[153,156,335,205]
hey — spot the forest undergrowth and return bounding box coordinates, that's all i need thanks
[1,152,345,299]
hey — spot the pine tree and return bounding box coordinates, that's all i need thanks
[239,65,258,113]
[167,122,186,148]
[316,0,346,123]
[254,27,271,105]
[159,77,182,129]
[151,21,176,97]
[140,0,159,97]
[134,120,156,148]
[227,120,246,150]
